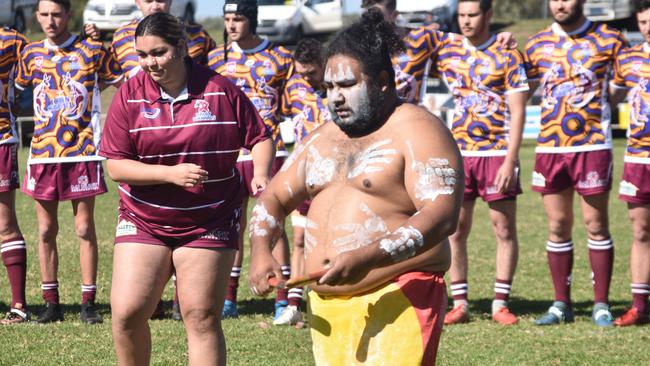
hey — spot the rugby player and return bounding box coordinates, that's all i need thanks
[249,9,463,365]
[524,0,627,326]
[15,0,123,324]
[207,0,293,320]
[608,0,650,327]
[433,0,528,325]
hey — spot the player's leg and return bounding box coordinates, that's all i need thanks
[0,189,29,324]
[444,200,475,325]
[72,196,102,324]
[535,189,576,325]
[111,243,173,365]
[34,198,63,323]
[272,227,291,320]
[174,246,235,366]
[488,199,519,325]
[274,211,305,326]
[615,203,650,326]
[223,196,247,319]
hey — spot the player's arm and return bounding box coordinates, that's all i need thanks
[248,133,317,296]
[609,49,629,105]
[319,114,464,286]
[97,46,124,91]
[495,90,527,193]
[249,138,275,195]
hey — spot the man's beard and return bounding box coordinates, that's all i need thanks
[331,81,386,137]
[554,3,583,26]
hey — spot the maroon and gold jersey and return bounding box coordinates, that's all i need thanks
[0,28,27,145]
[524,21,626,153]
[15,35,123,163]
[393,24,446,104]
[434,35,529,155]
[612,42,650,162]
[281,74,331,143]
[207,39,292,159]
[111,19,216,78]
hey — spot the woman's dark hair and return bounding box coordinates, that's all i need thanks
[326,7,405,88]
[135,12,187,49]
[294,38,323,66]
[361,0,396,12]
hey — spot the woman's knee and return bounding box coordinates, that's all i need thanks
[182,306,219,334]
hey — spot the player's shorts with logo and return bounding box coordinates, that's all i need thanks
[463,156,522,202]
[308,271,447,366]
[236,157,285,198]
[0,144,19,192]
[619,162,650,204]
[531,150,612,196]
[113,207,241,250]
[22,161,107,200]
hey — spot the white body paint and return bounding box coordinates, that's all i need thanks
[304,219,318,254]
[280,133,321,172]
[379,226,424,262]
[347,139,397,178]
[332,203,389,253]
[284,181,294,197]
[305,146,336,187]
[249,203,279,238]
[407,141,457,201]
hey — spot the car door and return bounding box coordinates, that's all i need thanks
[0,0,13,25]
[301,0,342,34]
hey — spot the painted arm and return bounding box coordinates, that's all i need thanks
[318,115,464,286]
[105,159,208,188]
[494,90,527,193]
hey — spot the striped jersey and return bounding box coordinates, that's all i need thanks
[612,42,650,162]
[111,19,216,78]
[434,35,529,155]
[0,28,28,145]
[207,39,292,159]
[524,21,626,153]
[393,24,446,104]
[281,74,331,143]
[99,63,270,237]
[14,35,123,163]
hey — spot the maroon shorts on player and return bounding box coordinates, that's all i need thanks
[113,210,240,250]
[22,160,107,201]
[619,161,650,204]
[463,155,522,202]
[236,157,285,198]
[531,150,612,196]
[0,144,19,192]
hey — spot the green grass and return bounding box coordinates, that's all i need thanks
[0,138,646,365]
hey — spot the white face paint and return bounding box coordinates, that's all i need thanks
[305,146,337,188]
[348,139,397,178]
[379,226,424,263]
[284,181,293,197]
[323,63,355,84]
[332,203,389,253]
[304,219,318,254]
[249,203,279,238]
[280,133,321,173]
[407,141,457,201]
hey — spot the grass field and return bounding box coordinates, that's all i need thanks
[0,137,647,365]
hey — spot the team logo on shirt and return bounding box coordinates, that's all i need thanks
[227,61,237,74]
[141,106,161,119]
[35,56,44,70]
[297,87,307,99]
[633,61,643,72]
[630,79,650,126]
[193,99,216,122]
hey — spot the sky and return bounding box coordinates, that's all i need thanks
[196,0,362,20]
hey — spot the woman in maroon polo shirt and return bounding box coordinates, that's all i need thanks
[99,12,274,365]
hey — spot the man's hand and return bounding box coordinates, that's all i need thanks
[248,252,283,297]
[83,23,101,41]
[167,163,208,188]
[250,174,270,197]
[318,247,376,286]
[494,159,518,194]
[496,32,518,49]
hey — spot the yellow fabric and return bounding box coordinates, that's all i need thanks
[308,282,424,366]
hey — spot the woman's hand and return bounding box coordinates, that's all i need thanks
[167,163,208,188]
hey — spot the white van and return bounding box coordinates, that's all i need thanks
[83,0,196,32]
[584,0,634,21]
[397,0,458,31]
[257,0,343,44]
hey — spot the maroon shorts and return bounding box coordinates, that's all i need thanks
[113,210,240,250]
[531,150,612,196]
[463,156,522,202]
[0,144,19,192]
[619,161,650,204]
[236,157,285,198]
[22,160,107,201]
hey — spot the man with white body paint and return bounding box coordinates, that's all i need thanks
[248,10,463,366]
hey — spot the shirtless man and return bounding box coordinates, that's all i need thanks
[248,10,463,365]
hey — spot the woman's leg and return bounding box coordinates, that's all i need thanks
[174,247,236,366]
[111,243,173,366]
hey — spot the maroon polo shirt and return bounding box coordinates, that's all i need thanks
[100,62,270,238]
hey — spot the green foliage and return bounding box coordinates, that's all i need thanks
[70,0,88,31]
[493,0,549,20]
